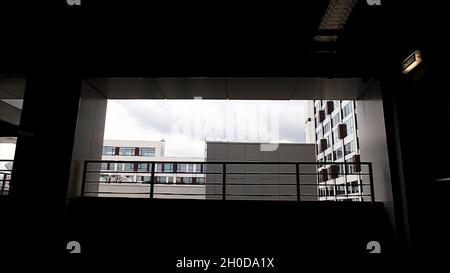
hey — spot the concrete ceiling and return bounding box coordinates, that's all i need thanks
[0,78,26,99]
[86,77,376,100]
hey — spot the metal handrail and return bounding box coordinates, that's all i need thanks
[81,160,375,202]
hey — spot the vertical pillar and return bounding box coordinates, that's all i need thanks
[10,77,83,213]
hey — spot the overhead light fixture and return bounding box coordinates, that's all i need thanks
[318,0,358,31]
[312,0,358,52]
[401,50,422,74]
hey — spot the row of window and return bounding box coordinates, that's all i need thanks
[100,175,205,184]
[318,181,361,197]
[314,100,354,127]
[102,146,156,157]
[100,162,204,173]
[317,138,356,159]
[318,162,358,174]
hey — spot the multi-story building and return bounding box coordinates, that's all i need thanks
[305,100,364,201]
[97,139,206,199]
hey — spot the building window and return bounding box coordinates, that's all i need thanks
[139,147,155,157]
[333,100,340,109]
[123,163,134,172]
[137,176,151,183]
[137,163,148,172]
[345,117,354,135]
[327,187,335,196]
[194,164,203,173]
[334,147,343,160]
[102,146,115,155]
[100,163,109,171]
[187,164,194,172]
[323,122,330,135]
[331,113,341,128]
[196,177,205,184]
[317,128,323,140]
[178,164,187,172]
[336,184,346,195]
[344,141,354,156]
[156,176,168,184]
[119,147,135,156]
[163,164,174,173]
[326,134,332,148]
[347,181,360,194]
[332,129,339,144]
[342,102,353,118]
[325,153,332,161]
[176,177,194,184]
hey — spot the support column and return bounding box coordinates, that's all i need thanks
[10,77,82,214]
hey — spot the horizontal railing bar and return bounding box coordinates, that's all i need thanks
[85,191,373,197]
[85,160,372,165]
[87,171,371,175]
[84,181,373,186]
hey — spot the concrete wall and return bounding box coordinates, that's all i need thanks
[67,81,107,200]
[356,81,393,204]
[97,183,205,199]
[205,142,316,201]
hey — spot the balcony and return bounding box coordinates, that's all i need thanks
[81,160,375,202]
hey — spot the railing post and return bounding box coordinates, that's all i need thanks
[222,163,226,200]
[368,163,375,203]
[150,162,155,199]
[80,161,88,197]
[296,163,300,202]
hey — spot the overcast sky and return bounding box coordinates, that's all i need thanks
[104,100,307,158]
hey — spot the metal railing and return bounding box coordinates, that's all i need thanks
[81,160,375,202]
[0,160,13,196]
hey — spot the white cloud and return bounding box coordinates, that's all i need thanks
[104,100,307,157]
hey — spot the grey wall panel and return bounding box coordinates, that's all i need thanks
[206,142,316,201]
[68,81,107,199]
[356,81,393,203]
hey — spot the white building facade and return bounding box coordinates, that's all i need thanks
[305,100,364,201]
[97,139,206,199]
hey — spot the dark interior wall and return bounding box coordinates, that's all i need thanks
[382,52,450,254]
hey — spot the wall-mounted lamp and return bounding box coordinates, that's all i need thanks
[401,50,422,74]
